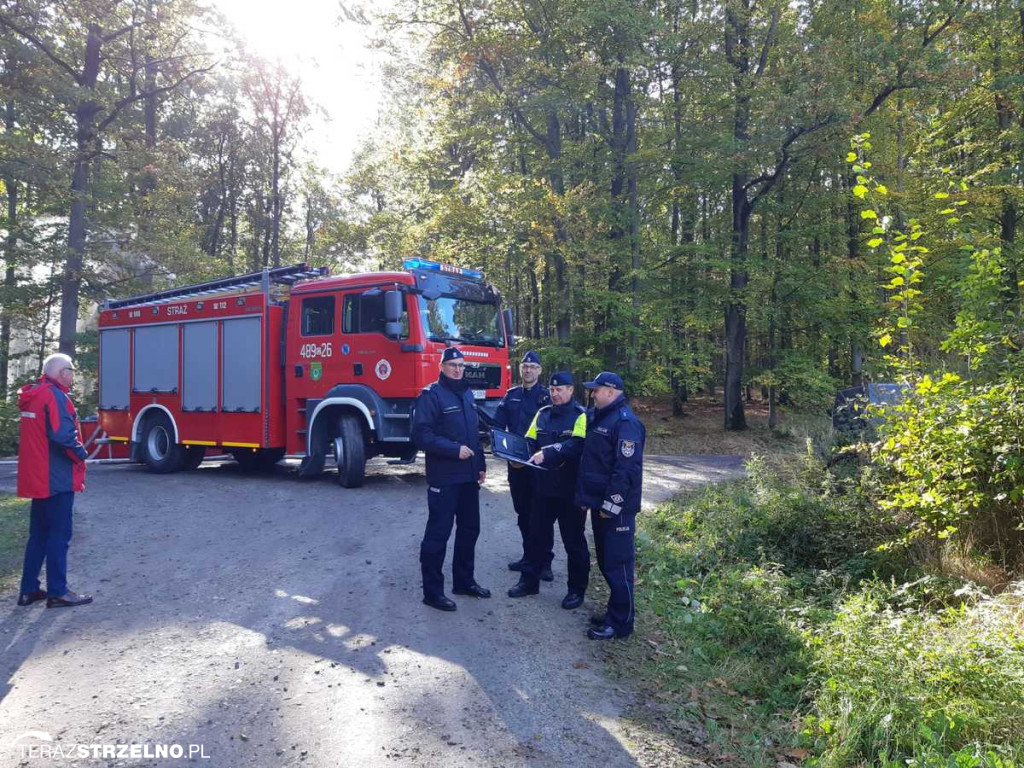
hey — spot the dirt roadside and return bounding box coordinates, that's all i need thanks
[0,454,743,768]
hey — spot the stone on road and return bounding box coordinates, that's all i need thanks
[0,454,742,767]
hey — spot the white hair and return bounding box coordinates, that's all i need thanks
[42,353,74,377]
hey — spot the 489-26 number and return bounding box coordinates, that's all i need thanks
[299,342,332,359]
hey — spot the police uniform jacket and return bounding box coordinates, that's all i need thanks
[493,383,549,436]
[525,402,587,498]
[412,374,486,486]
[575,395,645,516]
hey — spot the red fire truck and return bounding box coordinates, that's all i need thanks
[97,260,513,487]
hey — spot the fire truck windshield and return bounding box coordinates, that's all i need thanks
[418,295,505,347]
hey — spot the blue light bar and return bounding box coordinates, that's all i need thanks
[402,258,484,280]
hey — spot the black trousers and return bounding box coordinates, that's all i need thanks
[508,466,552,565]
[420,482,480,599]
[591,509,636,636]
[521,494,590,593]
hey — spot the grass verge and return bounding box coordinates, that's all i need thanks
[618,456,1024,767]
[0,492,28,593]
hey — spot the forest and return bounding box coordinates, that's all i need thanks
[2,0,1023,764]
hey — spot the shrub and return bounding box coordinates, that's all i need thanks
[871,374,1024,570]
[0,398,19,458]
[805,584,1024,767]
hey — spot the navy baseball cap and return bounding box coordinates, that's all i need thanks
[441,347,465,363]
[583,371,624,390]
[549,371,574,387]
[521,350,541,365]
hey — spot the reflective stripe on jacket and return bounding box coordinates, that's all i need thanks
[525,402,587,498]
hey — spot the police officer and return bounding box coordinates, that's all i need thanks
[412,347,491,611]
[493,350,553,581]
[576,372,645,640]
[508,371,589,609]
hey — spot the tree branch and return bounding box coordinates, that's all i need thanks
[95,60,215,134]
[0,13,82,84]
[754,5,779,78]
[922,0,966,48]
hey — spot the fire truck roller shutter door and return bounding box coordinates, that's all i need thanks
[222,317,261,412]
[183,322,218,412]
[99,329,130,410]
[134,325,179,393]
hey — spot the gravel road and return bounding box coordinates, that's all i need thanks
[0,453,743,768]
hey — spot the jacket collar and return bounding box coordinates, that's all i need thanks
[41,374,70,393]
[438,372,469,394]
[593,395,626,422]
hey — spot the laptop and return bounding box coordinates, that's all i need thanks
[490,428,546,470]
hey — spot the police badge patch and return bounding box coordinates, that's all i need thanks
[620,440,636,457]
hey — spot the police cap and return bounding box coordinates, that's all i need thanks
[582,371,624,390]
[549,371,574,387]
[441,347,466,363]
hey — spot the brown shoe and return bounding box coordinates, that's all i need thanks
[46,590,93,608]
[17,590,47,606]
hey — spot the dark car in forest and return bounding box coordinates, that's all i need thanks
[832,383,909,437]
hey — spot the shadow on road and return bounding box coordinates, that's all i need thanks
[0,460,643,766]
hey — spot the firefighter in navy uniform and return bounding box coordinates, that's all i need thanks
[576,371,646,640]
[507,371,590,609]
[412,347,491,611]
[493,350,553,581]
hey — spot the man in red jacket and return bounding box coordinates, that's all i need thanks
[16,353,92,608]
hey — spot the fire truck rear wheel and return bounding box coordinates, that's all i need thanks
[141,413,185,474]
[335,414,366,488]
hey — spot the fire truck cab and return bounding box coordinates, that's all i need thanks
[97,260,512,487]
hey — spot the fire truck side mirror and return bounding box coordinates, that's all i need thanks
[384,290,404,340]
[384,290,403,322]
[502,308,515,348]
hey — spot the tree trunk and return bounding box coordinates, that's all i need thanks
[1,99,17,398]
[59,25,103,357]
[545,109,571,342]
[609,62,638,375]
[724,1,752,430]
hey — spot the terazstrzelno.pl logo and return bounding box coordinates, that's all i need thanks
[10,731,211,760]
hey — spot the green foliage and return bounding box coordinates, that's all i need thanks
[871,374,1024,569]
[0,493,29,591]
[806,585,1024,767]
[630,457,1023,767]
[0,397,19,458]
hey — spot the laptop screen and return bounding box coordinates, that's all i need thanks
[491,429,532,461]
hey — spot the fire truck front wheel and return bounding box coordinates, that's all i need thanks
[334,414,366,488]
[140,413,185,473]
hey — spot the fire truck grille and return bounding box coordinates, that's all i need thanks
[463,363,502,390]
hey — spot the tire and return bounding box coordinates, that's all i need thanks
[140,413,185,474]
[335,414,366,488]
[182,445,206,470]
[232,448,284,473]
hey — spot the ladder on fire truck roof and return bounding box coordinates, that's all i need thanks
[102,263,328,310]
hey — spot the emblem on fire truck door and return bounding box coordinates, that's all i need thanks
[375,359,392,380]
[310,361,322,382]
